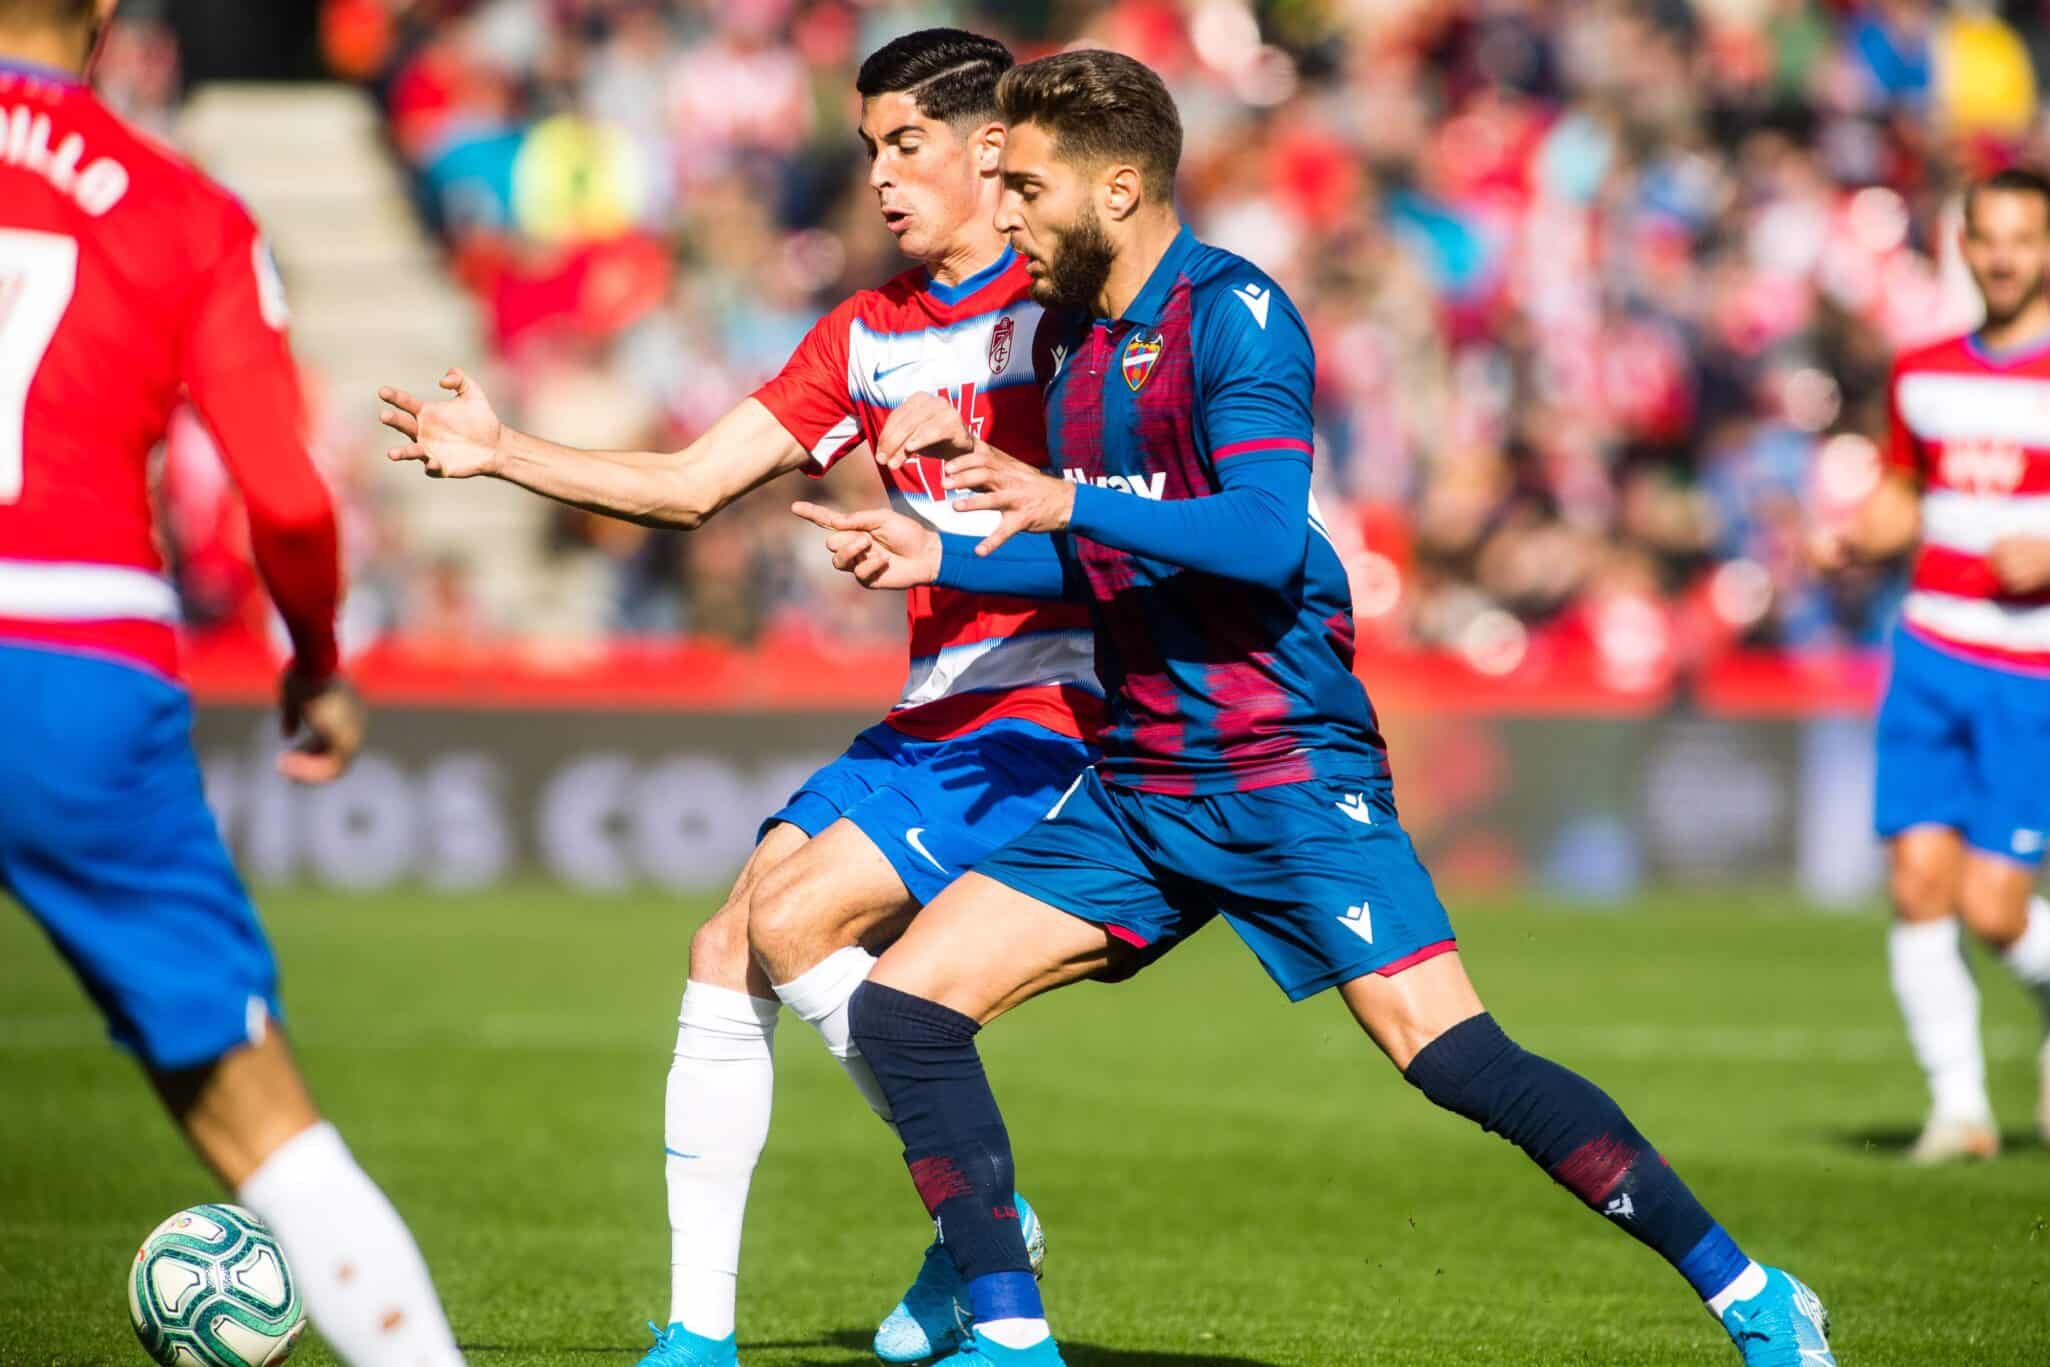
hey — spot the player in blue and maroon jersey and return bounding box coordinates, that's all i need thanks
[795,51,1834,1367]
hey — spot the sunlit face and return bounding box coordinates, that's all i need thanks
[858,91,989,262]
[1962,188,2050,328]
[994,120,1116,311]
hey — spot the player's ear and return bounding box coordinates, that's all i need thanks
[974,122,1006,176]
[1100,163,1145,222]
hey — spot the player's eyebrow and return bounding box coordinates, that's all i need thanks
[1002,170,1041,191]
[878,124,923,144]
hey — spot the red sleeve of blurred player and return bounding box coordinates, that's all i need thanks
[751,295,863,475]
[180,220,341,682]
[1884,359,1923,483]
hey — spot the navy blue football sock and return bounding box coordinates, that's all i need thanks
[1404,1013,1746,1296]
[848,982,1036,1285]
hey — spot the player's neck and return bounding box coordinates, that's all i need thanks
[1977,297,2050,356]
[0,25,92,77]
[1096,210,1182,320]
[926,232,1011,289]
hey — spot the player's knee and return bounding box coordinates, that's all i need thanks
[687,899,752,981]
[1957,874,2028,949]
[1889,858,1956,923]
[745,860,833,975]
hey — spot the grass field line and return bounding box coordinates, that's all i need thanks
[1,1012,2040,1062]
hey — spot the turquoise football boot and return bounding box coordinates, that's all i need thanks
[636,1320,738,1367]
[932,1331,1066,1366]
[873,1194,1045,1363]
[1718,1268,1836,1366]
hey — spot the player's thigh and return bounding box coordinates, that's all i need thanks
[1195,781,1458,1005]
[1888,825,1966,924]
[868,872,1123,1024]
[1962,666,2050,870]
[746,816,917,980]
[1338,950,1487,1072]
[1873,631,1975,847]
[0,647,277,1073]
[688,819,813,993]
[1956,851,2038,947]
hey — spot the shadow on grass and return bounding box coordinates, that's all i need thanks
[460,1329,1287,1364]
[1832,1125,2047,1155]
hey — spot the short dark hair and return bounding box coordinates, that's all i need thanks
[1965,167,2050,230]
[0,0,94,28]
[855,28,1012,128]
[996,49,1182,201]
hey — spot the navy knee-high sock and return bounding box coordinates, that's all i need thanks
[847,982,1042,1326]
[1404,1014,1753,1304]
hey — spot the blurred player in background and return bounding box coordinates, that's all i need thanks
[1815,167,2050,1163]
[805,50,1834,1367]
[0,1,466,1362]
[378,29,1095,1367]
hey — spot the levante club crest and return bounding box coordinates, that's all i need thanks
[1122,330,1163,390]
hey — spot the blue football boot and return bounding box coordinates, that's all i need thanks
[1718,1268,1836,1366]
[931,1332,1066,1366]
[873,1193,1046,1363]
[636,1320,738,1367]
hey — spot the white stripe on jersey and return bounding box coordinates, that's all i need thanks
[0,558,178,622]
[1898,371,2050,447]
[847,300,1043,412]
[1904,590,2050,651]
[898,629,1100,711]
[805,414,861,470]
[889,485,1001,537]
[1920,490,2050,554]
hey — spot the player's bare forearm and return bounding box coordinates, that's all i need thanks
[1988,535,2050,594]
[1817,472,1920,569]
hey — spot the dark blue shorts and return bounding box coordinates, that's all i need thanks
[1875,626,2050,865]
[975,769,1458,1001]
[763,718,1097,905]
[0,644,278,1070]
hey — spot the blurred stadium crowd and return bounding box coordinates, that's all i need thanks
[105,0,2050,682]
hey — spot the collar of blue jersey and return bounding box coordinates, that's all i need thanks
[1112,223,1199,327]
[0,57,83,86]
[1967,324,2050,368]
[925,245,1017,306]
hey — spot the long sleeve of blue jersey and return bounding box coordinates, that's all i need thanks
[1066,270,1319,590]
[934,530,1084,600]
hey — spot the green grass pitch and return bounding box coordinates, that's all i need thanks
[3,885,2046,1365]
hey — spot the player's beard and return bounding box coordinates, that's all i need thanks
[1982,266,2049,329]
[1033,204,1116,313]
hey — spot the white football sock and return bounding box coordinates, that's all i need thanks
[237,1121,465,1367]
[978,1317,1052,1348]
[666,981,779,1339]
[1889,919,1991,1122]
[2000,897,2050,1028]
[1704,1261,1767,1317]
[773,945,896,1130]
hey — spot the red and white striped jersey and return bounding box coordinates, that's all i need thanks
[1888,332,2050,672]
[754,249,1101,741]
[0,61,338,682]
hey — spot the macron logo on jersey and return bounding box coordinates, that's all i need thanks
[1232,282,1271,329]
[1338,902,1374,944]
[1063,468,1165,500]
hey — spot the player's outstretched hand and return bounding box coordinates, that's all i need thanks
[942,442,1076,555]
[277,670,366,785]
[1988,535,2050,594]
[874,391,977,469]
[380,368,504,478]
[792,501,941,589]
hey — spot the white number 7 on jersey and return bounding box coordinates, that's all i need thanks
[0,229,80,504]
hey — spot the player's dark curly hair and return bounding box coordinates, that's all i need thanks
[855,28,1013,128]
[1965,166,2050,230]
[997,50,1183,202]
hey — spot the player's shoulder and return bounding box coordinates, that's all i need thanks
[64,89,247,225]
[1890,333,1979,380]
[1177,236,1301,342]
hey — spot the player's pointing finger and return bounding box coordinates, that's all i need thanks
[790,500,849,531]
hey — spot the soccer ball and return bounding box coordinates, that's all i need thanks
[128,1203,305,1367]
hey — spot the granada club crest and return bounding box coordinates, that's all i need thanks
[988,315,1015,374]
[1122,330,1163,390]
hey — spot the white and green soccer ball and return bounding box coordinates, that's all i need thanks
[128,1203,305,1367]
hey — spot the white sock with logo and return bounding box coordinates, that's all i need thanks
[237,1121,466,1367]
[1889,919,1992,1123]
[2001,897,2050,1026]
[666,982,779,1339]
[773,945,896,1130]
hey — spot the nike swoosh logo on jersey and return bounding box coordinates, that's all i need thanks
[904,827,949,874]
[872,358,920,385]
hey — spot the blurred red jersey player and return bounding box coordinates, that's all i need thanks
[0,2,466,1362]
